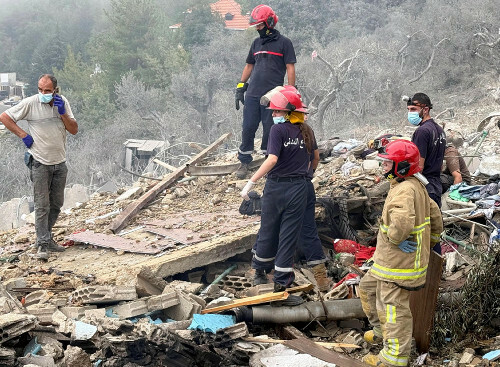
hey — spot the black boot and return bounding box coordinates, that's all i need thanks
[253,269,268,285]
[271,283,304,307]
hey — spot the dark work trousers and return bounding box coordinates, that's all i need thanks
[297,179,326,266]
[238,95,273,164]
[252,177,307,287]
[30,160,68,246]
[427,191,442,255]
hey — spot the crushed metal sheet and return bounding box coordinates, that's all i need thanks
[66,231,173,254]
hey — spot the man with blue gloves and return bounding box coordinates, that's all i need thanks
[0,74,78,259]
[359,140,443,367]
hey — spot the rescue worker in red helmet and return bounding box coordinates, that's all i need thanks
[235,4,296,179]
[359,140,443,367]
[240,88,316,303]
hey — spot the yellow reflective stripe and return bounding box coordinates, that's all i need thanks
[414,231,422,269]
[386,305,396,324]
[386,338,400,357]
[381,348,408,366]
[431,233,441,242]
[372,263,427,280]
[381,217,430,236]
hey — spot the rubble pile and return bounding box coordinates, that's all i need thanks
[0,110,500,366]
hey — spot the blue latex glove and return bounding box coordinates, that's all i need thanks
[22,134,34,148]
[398,240,417,253]
[53,94,66,115]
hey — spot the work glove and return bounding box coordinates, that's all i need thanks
[235,82,248,111]
[398,240,418,253]
[53,94,66,115]
[240,180,255,201]
[22,134,34,148]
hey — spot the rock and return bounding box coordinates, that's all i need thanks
[62,345,92,367]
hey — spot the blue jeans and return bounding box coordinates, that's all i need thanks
[252,177,307,287]
[238,95,273,164]
[30,160,68,246]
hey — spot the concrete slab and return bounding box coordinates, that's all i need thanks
[0,197,30,230]
[71,285,137,305]
[0,313,37,343]
[61,184,90,211]
[115,186,144,202]
[147,291,180,312]
[111,299,148,318]
[26,304,58,324]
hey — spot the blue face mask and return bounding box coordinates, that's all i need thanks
[38,92,54,104]
[273,116,286,124]
[407,111,422,126]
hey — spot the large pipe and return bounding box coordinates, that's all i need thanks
[232,299,365,324]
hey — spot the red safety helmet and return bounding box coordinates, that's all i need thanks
[377,139,421,178]
[249,4,278,28]
[268,90,308,113]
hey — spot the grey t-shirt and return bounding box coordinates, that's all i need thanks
[6,94,74,165]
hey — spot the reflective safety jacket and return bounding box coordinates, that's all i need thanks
[372,176,443,288]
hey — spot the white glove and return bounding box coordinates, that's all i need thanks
[240,180,255,201]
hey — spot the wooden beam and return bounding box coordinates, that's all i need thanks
[284,337,366,367]
[107,133,231,233]
[152,158,177,172]
[201,291,290,314]
[242,337,361,350]
[409,250,444,353]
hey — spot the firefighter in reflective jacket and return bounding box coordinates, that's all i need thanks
[360,140,443,367]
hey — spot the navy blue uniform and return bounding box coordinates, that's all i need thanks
[411,118,446,207]
[252,122,311,287]
[238,32,296,164]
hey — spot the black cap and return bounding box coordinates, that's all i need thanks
[407,93,432,109]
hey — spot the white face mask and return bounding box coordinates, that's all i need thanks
[38,92,53,104]
[273,116,286,124]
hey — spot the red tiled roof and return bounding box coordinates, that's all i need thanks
[210,0,250,30]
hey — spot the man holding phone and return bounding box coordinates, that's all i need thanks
[0,74,78,259]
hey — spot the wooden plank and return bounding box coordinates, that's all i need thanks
[286,284,314,293]
[107,133,231,233]
[186,156,266,176]
[242,337,361,349]
[152,158,177,172]
[201,291,289,314]
[409,250,444,353]
[284,337,366,367]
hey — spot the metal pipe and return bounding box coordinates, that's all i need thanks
[467,130,488,167]
[232,299,365,324]
[199,264,237,296]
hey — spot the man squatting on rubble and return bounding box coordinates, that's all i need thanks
[0,74,78,259]
[359,140,443,367]
[240,88,329,302]
[440,132,471,193]
[235,4,296,179]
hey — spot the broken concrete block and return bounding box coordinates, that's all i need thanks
[62,184,90,211]
[24,290,51,307]
[249,344,336,367]
[0,313,37,343]
[62,345,92,367]
[164,291,200,321]
[111,299,148,318]
[135,267,167,297]
[459,348,475,364]
[338,253,356,266]
[3,277,27,292]
[341,330,364,353]
[59,305,97,320]
[17,353,56,367]
[26,304,58,324]
[71,285,137,304]
[0,197,30,230]
[147,291,180,312]
[115,186,144,202]
[165,280,204,295]
[445,252,467,273]
[52,310,76,334]
[37,334,64,360]
[83,308,107,319]
[73,321,98,341]
[0,296,25,314]
[0,347,15,366]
